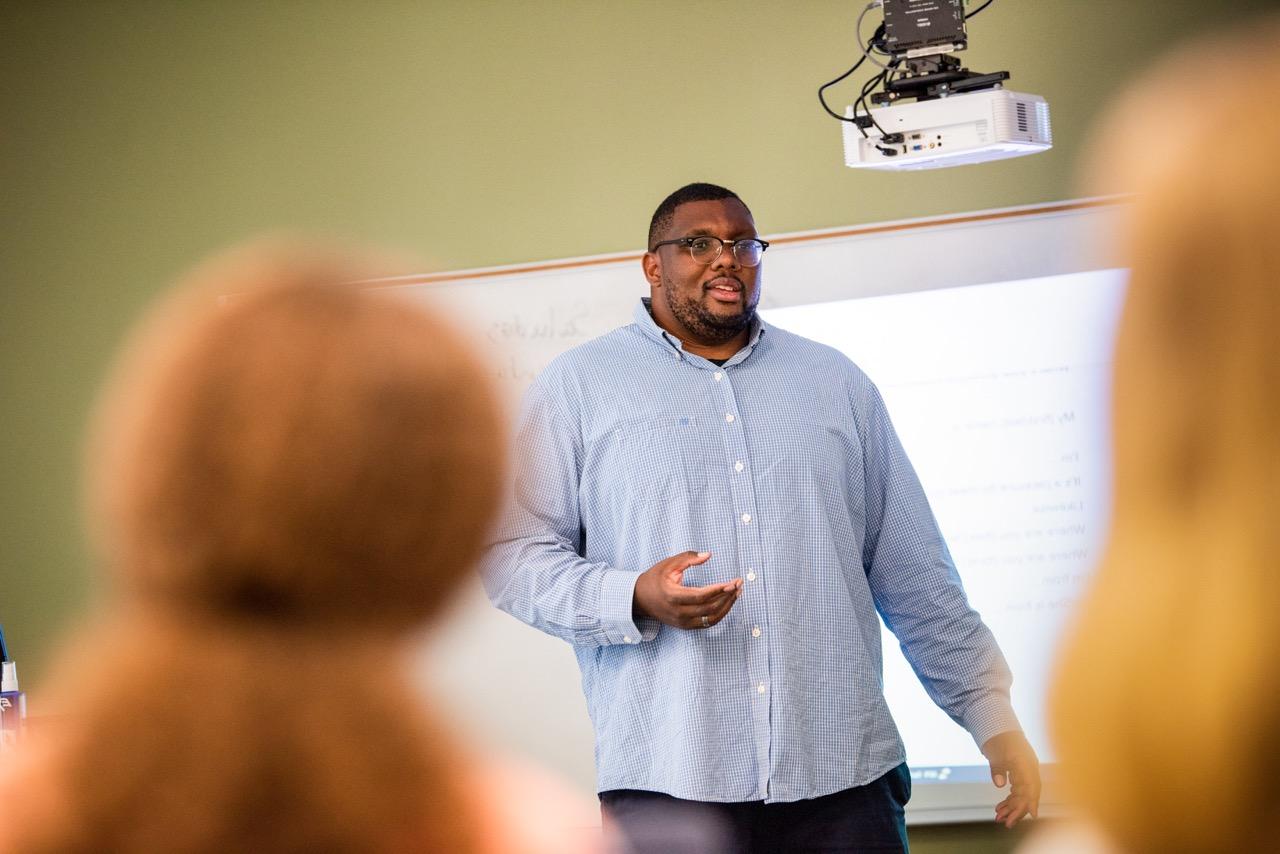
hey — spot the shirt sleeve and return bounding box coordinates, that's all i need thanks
[481,376,658,648]
[854,376,1022,749]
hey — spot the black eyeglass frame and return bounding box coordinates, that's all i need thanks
[650,235,771,267]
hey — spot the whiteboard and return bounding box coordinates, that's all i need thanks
[397,198,1125,824]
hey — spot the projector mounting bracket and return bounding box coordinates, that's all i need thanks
[873,54,1012,105]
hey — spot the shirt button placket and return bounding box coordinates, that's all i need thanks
[717,368,771,799]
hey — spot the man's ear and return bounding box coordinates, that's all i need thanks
[642,251,662,288]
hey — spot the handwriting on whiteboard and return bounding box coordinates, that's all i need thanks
[486,305,592,343]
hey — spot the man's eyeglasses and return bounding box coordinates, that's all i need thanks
[650,235,770,268]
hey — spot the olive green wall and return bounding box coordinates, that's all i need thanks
[0,2,1269,850]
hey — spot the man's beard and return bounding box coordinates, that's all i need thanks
[664,282,756,345]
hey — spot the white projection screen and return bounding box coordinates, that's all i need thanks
[395,199,1127,824]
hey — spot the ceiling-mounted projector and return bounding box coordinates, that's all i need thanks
[842,88,1051,171]
[819,0,1052,172]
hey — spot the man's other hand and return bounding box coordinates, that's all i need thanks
[981,730,1041,828]
[633,551,742,630]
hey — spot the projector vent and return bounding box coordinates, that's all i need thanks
[1016,101,1029,133]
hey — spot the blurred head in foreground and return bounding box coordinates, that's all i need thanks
[3,241,504,853]
[1050,17,1280,854]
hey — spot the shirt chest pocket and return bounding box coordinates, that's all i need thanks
[611,416,713,505]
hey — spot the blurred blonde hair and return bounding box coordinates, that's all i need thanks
[5,241,503,853]
[1050,17,1280,854]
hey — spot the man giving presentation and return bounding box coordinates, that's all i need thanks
[484,183,1040,853]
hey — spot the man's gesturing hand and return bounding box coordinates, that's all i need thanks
[981,730,1041,828]
[633,551,742,630]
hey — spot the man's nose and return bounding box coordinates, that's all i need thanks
[712,244,741,271]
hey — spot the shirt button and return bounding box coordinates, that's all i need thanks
[623,635,632,644]
[757,682,767,695]
[741,513,751,524]
[747,570,757,582]
[714,371,723,382]
[734,460,744,472]
[725,413,735,423]
[751,626,762,638]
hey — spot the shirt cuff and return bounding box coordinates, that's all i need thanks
[599,569,659,645]
[962,694,1023,750]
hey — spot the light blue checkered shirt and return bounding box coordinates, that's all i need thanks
[484,298,1019,803]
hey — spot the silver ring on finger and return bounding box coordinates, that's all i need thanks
[701,614,710,628]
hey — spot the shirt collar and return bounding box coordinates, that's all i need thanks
[634,297,766,366]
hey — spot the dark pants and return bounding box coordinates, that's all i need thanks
[600,763,911,854]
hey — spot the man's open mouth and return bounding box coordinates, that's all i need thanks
[706,277,743,299]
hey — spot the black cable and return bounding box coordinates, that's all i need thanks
[817,54,870,123]
[965,0,996,20]
[857,68,889,135]
[814,8,900,156]
[816,17,886,124]
[854,71,879,134]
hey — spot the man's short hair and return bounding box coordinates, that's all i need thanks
[647,183,750,250]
